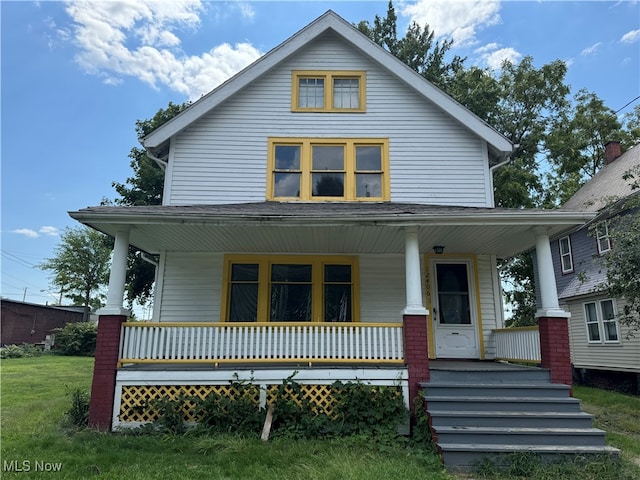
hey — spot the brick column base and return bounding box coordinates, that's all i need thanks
[88,315,126,430]
[403,314,430,411]
[538,316,572,393]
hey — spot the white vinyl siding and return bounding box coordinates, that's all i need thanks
[566,296,639,373]
[359,254,406,323]
[158,252,223,323]
[165,33,492,207]
[477,255,499,359]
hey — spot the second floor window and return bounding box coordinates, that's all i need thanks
[559,236,573,273]
[292,71,366,112]
[267,138,389,201]
[596,222,611,254]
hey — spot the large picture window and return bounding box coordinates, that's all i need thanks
[268,138,389,201]
[292,71,366,112]
[584,299,619,343]
[222,255,359,323]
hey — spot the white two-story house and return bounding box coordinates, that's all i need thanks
[71,11,594,434]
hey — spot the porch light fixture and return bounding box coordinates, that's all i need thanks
[433,245,445,255]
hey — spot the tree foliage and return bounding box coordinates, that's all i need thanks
[40,227,113,314]
[109,101,189,306]
[604,196,640,335]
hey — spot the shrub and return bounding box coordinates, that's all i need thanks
[66,388,90,427]
[53,322,97,356]
[0,343,44,359]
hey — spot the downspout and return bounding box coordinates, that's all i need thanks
[489,144,519,174]
[140,253,159,268]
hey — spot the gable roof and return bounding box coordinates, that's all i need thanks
[142,10,512,158]
[562,143,640,213]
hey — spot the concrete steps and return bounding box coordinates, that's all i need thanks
[421,362,619,471]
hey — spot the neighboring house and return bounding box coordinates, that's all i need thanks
[0,299,85,348]
[70,12,595,434]
[545,141,640,389]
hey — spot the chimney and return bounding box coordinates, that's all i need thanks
[604,141,622,164]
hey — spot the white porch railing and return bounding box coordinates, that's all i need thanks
[492,326,541,364]
[119,322,404,367]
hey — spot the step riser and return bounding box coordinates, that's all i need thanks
[423,386,568,397]
[429,370,550,384]
[435,433,607,447]
[441,450,616,471]
[429,416,594,429]
[426,400,582,413]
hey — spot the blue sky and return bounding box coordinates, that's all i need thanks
[1,0,639,311]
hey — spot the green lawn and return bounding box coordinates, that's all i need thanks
[2,357,639,479]
[0,356,452,480]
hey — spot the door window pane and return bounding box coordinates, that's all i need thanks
[436,264,471,325]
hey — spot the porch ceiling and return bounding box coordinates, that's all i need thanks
[69,202,595,260]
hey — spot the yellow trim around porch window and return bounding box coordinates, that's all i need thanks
[292,70,366,112]
[221,254,360,323]
[267,137,390,202]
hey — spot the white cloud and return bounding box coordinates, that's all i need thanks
[39,226,60,237]
[581,42,602,56]
[479,47,521,70]
[620,29,640,44]
[65,0,262,100]
[13,229,39,238]
[400,0,502,46]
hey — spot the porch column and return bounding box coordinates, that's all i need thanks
[534,229,572,390]
[402,227,430,411]
[89,229,131,430]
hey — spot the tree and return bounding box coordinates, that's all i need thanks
[108,101,189,306]
[40,227,113,317]
[545,89,624,204]
[355,1,465,90]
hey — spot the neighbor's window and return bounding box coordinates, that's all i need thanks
[559,236,573,273]
[596,222,612,255]
[584,299,619,344]
[268,138,389,201]
[292,71,366,112]
[222,255,359,323]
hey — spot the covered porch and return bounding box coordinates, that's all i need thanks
[69,202,594,429]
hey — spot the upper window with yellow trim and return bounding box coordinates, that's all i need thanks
[267,138,390,201]
[292,71,366,112]
[221,255,359,323]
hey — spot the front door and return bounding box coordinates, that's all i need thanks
[430,260,480,359]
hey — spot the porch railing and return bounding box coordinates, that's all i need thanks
[492,326,541,364]
[119,322,404,367]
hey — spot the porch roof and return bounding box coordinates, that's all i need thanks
[69,202,595,259]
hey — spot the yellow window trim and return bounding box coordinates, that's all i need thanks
[292,70,366,113]
[266,137,390,202]
[220,254,360,323]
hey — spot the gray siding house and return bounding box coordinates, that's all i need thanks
[546,141,640,382]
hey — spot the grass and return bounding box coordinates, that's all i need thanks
[2,357,639,479]
[0,356,452,480]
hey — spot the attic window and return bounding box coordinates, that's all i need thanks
[292,71,365,112]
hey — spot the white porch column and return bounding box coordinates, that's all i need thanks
[403,227,429,315]
[99,229,131,316]
[534,229,570,318]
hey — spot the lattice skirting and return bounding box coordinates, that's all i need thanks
[118,383,402,423]
[113,368,409,429]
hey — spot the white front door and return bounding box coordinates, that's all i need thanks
[430,260,480,359]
